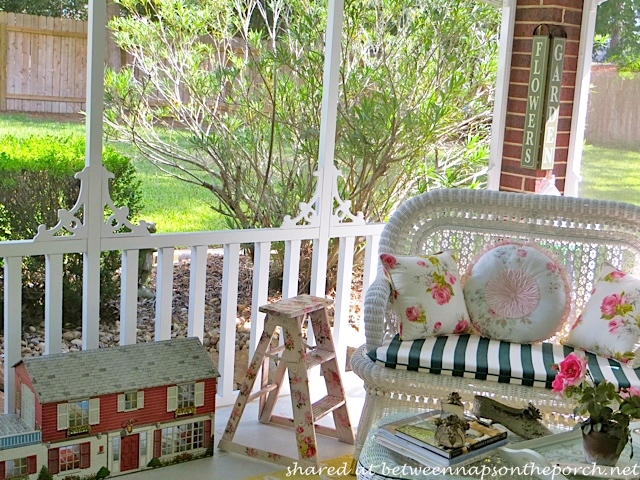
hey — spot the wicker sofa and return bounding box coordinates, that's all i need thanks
[350,188,640,459]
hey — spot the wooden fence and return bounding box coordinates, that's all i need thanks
[585,64,640,149]
[1,13,639,150]
[0,12,87,114]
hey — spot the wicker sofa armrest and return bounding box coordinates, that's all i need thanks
[363,275,392,350]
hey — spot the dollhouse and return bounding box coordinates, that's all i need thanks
[0,337,218,479]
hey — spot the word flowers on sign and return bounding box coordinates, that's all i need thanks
[521,27,566,170]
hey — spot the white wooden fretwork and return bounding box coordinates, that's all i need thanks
[33,165,151,241]
[281,164,365,228]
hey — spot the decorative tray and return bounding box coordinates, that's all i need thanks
[498,421,640,480]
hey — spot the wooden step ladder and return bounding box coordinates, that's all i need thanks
[218,295,354,467]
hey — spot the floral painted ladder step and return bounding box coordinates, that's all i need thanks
[217,294,354,468]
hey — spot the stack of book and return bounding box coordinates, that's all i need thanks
[375,411,508,468]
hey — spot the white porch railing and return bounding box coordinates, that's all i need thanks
[0,164,384,410]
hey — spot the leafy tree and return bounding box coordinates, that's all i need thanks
[104,0,499,283]
[0,0,88,19]
[594,0,640,71]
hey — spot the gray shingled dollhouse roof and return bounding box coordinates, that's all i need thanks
[16,337,219,405]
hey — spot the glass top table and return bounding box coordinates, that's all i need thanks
[356,410,640,480]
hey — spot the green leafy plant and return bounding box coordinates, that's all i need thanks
[552,351,640,457]
[37,466,54,480]
[147,457,162,468]
[105,0,499,287]
[95,466,110,479]
[0,134,143,327]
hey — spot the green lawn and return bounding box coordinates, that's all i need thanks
[0,113,225,233]
[2,112,640,231]
[579,144,640,205]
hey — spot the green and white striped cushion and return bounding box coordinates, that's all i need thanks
[367,334,640,390]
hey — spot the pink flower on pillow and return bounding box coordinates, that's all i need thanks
[417,260,426,267]
[431,286,452,305]
[405,306,425,323]
[517,248,527,257]
[453,319,469,334]
[604,270,627,282]
[380,254,397,269]
[433,321,442,332]
[445,272,457,285]
[608,317,624,334]
[620,386,640,399]
[546,262,558,273]
[600,293,623,318]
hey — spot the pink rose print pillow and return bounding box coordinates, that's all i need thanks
[463,241,571,343]
[565,265,640,365]
[380,251,472,341]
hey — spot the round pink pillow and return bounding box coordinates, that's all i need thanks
[463,241,571,343]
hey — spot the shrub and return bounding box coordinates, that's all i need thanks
[0,134,143,328]
[95,466,111,479]
[147,457,162,468]
[172,452,193,463]
[37,467,54,480]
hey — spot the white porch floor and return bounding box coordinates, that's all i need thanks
[123,371,366,479]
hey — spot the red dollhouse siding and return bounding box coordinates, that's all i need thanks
[40,378,217,443]
[14,364,42,428]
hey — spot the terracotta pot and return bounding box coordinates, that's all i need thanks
[582,429,625,466]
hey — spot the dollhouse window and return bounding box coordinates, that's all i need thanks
[166,382,205,412]
[59,445,81,471]
[47,443,90,474]
[6,457,27,476]
[112,437,120,462]
[1,456,37,478]
[178,384,195,408]
[139,431,147,456]
[160,421,205,455]
[57,399,100,431]
[69,401,89,427]
[117,391,145,412]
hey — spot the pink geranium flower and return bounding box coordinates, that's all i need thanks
[380,253,397,269]
[601,293,624,318]
[431,286,452,305]
[556,351,587,387]
[551,374,566,393]
[620,386,640,399]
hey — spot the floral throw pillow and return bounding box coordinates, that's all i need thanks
[380,251,472,341]
[463,242,571,343]
[565,265,640,365]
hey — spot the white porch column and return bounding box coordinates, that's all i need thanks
[487,0,516,191]
[564,0,604,197]
[83,0,107,350]
[310,0,344,298]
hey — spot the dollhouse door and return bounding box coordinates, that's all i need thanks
[120,434,140,472]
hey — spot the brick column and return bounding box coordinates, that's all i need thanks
[500,0,584,193]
